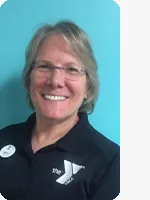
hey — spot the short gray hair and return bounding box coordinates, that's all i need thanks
[23,20,99,114]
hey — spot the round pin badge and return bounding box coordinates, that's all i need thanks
[0,145,16,158]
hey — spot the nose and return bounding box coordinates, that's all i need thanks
[46,67,65,88]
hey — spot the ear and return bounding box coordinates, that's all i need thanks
[84,75,90,99]
[84,81,90,99]
[84,92,88,99]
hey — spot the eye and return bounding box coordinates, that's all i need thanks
[38,65,49,69]
[66,67,80,74]
[36,65,50,72]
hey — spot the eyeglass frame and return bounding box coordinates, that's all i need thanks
[31,61,88,80]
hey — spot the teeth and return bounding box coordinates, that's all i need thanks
[43,95,66,101]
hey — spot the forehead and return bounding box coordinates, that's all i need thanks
[39,35,69,52]
[36,35,80,65]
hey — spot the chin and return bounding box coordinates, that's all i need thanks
[38,108,68,121]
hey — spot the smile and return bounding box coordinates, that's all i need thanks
[42,94,67,101]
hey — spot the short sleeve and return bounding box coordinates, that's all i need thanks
[89,152,120,200]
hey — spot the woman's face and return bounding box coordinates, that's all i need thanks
[29,35,88,122]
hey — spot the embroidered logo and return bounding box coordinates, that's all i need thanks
[53,160,85,185]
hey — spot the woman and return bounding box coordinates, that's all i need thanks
[0,20,120,200]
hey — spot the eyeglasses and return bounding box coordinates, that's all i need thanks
[32,63,87,80]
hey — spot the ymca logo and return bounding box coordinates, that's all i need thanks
[52,160,85,185]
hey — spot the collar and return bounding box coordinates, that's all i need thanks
[13,112,94,155]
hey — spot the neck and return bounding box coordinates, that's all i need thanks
[31,113,79,152]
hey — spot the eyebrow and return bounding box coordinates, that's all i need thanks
[35,60,54,65]
[35,59,81,67]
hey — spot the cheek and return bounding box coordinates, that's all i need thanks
[29,77,45,97]
[72,81,88,100]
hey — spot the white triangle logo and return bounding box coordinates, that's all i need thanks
[72,163,84,174]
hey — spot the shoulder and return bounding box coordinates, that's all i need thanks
[0,122,26,143]
[87,124,120,158]
[0,122,26,134]
[78,112,119,157]
[0,113,35,142]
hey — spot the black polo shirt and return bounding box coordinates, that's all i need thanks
[0,112,120,200]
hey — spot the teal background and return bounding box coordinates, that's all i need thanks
[0,0,120,144]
